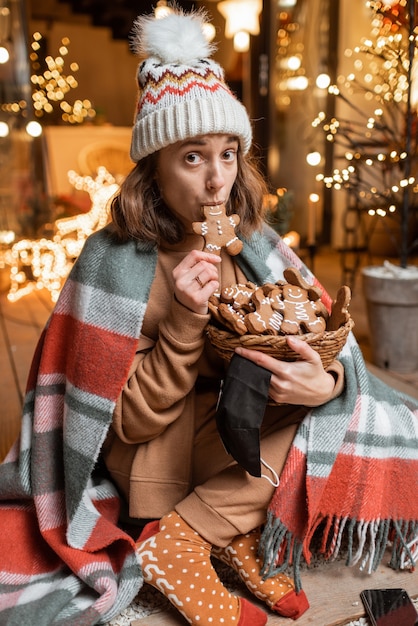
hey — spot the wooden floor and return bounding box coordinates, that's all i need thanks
[0,275,54,461]
[1,251,417,626]
[129,560,418,626]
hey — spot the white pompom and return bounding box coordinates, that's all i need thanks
[131,8,216,64]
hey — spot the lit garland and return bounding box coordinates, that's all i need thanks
[30,32,96,124]
[312,1,418,225]
[1,32,96,125]
[0,99,27,117]
[0,231,15,273]
[7,167,119,302]
[274,10,308,109]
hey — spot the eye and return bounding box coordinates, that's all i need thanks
[185,152,203,164]
[222,149,237,162]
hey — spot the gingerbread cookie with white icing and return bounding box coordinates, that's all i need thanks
[277,283,326,335]
[220,282,256,312]
[210,282,255,335]
[208,267,350,340]
[192,204,243,256]
[245,286,284,335]
[218,302,248,335]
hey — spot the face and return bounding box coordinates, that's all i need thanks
[155,134,239,228]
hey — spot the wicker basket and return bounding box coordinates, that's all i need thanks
[207,317,354,369]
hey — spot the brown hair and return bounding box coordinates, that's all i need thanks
[110,147,268,244]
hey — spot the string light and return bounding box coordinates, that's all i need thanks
[30,33,96,124]
[26,120,42,137]
[7,168,119,302]
[0,231,15,245]
[0,46,8,63]
[0,121,9,137]
[316,73,331,89]
[0,6,10,63]
[1,33,95,127]
[312,3,418,223]
[306,150,321,166]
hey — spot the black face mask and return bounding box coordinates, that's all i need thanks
[215,354,272,477]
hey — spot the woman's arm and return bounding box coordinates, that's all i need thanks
[113,297,210,444]
[113,250,221,444]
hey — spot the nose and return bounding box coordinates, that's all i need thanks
[206,162,225,192]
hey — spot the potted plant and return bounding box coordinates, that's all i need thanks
[314,0,418,373]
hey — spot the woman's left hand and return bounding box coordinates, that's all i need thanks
[235,336,336,407]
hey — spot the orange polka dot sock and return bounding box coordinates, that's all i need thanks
[212,529,309,620]
[136,511,267,626]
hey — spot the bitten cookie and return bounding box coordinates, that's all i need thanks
[192,204,243,256]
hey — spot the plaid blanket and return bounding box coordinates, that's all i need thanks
[260,334,418,590]
[0,225,417,624]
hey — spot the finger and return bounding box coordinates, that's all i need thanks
[199,252,222,265]
[175,260,217,289]
[234,347,278,371]
[193,265,220,288]
[186,250,222,268]
[286,336,321,363]
[194,274,204,289]
[193,275,219,293]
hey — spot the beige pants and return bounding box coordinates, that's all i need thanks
[176,404,306,547]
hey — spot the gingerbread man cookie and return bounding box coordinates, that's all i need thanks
[210,282,256,335]
[208,267,350,340]
[327,285,351,331]
[208,291,224,326]
[245,286,284,335]
[218,302,248,335]
[277,283,326,335]
[221,282,256,311]
[283,267,323,301]
[282,266,329,324]
[192,204,243,256]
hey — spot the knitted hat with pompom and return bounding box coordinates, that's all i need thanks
[129,8,252,162]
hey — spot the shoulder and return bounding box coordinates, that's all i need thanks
[80,226,156,260]
[70,226,157,287]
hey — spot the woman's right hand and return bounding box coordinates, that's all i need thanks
[172,249,221,314]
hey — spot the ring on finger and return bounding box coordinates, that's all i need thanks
[195,275,204,288]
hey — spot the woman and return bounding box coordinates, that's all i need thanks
[101,9,344,625]
[0,8,416,626]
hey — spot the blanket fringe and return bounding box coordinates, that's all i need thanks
[259,512,417,592]
[390,520,418,571]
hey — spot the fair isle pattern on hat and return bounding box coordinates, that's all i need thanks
[137,61,233,115]
[130,9,252,162]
